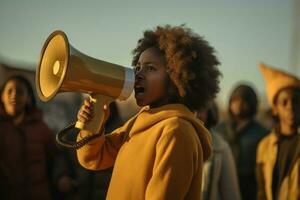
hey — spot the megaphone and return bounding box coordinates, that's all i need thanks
[36,30,134,140]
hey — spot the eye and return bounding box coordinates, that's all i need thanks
[146,65,156,72]
[282,99,288,106]
[7,88,13,95]
[134,66,141,74]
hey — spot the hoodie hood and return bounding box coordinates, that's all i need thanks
[126,104,212,161]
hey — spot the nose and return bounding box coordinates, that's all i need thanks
[135,69,145,81]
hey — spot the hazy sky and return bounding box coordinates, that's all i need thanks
[0,0,299,107]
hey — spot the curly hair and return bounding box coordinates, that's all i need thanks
[205,101,219,129]
[132,25,221,110]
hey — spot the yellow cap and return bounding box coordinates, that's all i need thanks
[259,62,300,107]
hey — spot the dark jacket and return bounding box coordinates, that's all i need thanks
[215,119,269,200]
[0,107,55,200]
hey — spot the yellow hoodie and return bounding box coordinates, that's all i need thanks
[77,104,212,200]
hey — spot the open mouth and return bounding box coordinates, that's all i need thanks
[134,86,145,95]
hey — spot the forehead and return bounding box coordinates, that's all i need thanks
[277,87,300,100]
[138,47,165,63]
[3,80,26,90]
[230,95,248,104]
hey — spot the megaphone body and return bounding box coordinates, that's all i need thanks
[36,30,134,133]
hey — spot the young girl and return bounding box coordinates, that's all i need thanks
[0,75,56,199]
[257,63,300,200]
[76,25,221,199]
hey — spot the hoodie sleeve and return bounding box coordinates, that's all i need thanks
[76,115,137,170]
[76,129,125,170]
[145,118,203,200]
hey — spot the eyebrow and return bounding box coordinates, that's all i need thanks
[137,61,159,65]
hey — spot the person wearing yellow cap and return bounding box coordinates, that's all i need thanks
[256,63,300,200]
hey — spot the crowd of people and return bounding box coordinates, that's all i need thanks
[0,25,299,200]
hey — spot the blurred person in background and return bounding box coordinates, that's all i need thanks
[0,75,56,200]
[256,64,300,200]
[215,84,269,200]
[196,101,241,200]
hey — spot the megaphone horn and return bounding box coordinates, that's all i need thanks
[36,30,134,148]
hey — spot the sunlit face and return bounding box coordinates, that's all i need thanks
[134,47,176,108]
[273,88,300,128]
[1,80,30,117]
[230,97,250,119]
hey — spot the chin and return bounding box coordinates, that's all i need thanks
[6,108,23,117]
[6,111,16,117]
[135,99,147,107]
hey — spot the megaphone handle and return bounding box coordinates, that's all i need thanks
[75,94,112,133]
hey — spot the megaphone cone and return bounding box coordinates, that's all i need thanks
[36,30,134,102]
[36,30,134,146]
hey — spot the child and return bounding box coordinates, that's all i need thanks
[256,63,300,200]
[76,25,221,199]
[0,75,56,199]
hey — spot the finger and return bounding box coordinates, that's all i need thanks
[84,99,93,107]
[81,105,94,116]
[77,114,91,123]
[81,109,93,118]
[77,115,87,123]
[77,109,93,122]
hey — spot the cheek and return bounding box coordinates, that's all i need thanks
[230,102,240,113]
[1,94,9,105]
[148,75,168,94]
[276,106,290,118]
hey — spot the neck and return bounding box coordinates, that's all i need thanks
[150,96,179,109]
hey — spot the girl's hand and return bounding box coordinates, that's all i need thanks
[77,98,94,124]
[77,96,111,125]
